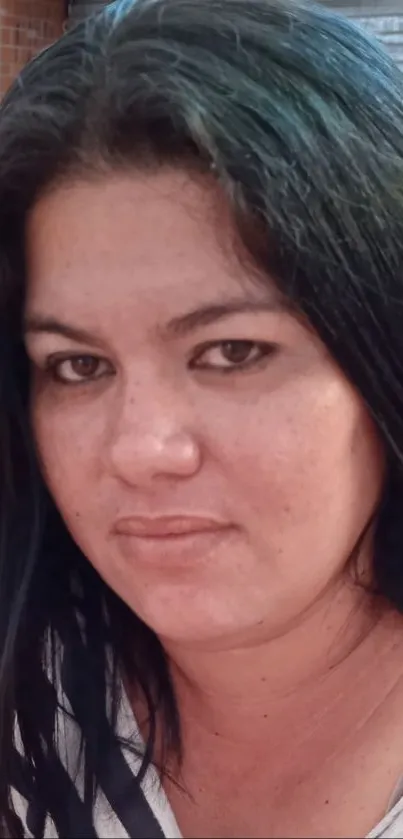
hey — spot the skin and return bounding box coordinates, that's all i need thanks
[24,169,403,838]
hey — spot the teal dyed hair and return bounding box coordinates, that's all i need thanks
[104,0,140,23]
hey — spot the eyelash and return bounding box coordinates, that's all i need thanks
[43,340,276,386]
[44,354,113,385]
[190,340,275,373]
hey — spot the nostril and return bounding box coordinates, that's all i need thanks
[107,426,202,485]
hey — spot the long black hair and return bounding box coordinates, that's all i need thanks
[1,0,403,834]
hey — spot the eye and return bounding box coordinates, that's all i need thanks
[190,340,275,372]
[46,354,113,384]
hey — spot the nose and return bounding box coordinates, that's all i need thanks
[105,380,202,486]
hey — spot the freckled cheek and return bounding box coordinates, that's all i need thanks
[210,393,355,518]
[222,427,314,518]
[31,397,103,498]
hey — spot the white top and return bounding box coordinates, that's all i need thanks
[11,686,403,838]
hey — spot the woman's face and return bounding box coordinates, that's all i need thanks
[25,170,384,647]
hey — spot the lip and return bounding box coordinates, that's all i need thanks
[112,516,234,567]
[113,515,230,538]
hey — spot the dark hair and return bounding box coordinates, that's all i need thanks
[1,0,403,833]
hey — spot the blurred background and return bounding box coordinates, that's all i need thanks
[0,0,401,97]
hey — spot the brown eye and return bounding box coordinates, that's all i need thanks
[191,340,274,372]
[48,354,113,384]
[220,341,257,364]
[69,356,101,378]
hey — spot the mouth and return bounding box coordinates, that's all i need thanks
[112,516,234,567]
[114,515,230,538]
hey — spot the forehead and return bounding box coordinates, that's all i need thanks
[25,169,279,320]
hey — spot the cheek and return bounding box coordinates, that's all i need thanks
[31,392,106,525]
[209,375,384,549]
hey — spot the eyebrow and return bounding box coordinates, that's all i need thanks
[23,296,288,345]
[23,316,106,348]
[163,296,288,338]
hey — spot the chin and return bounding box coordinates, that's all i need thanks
[128,592,264,650]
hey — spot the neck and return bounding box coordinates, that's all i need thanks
[163,578,401,750]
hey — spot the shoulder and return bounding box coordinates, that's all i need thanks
[368,797,403,838]
[10,682,180,838]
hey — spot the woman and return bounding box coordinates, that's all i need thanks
[1,0,403,835]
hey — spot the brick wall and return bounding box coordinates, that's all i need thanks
[0,0,65,96]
